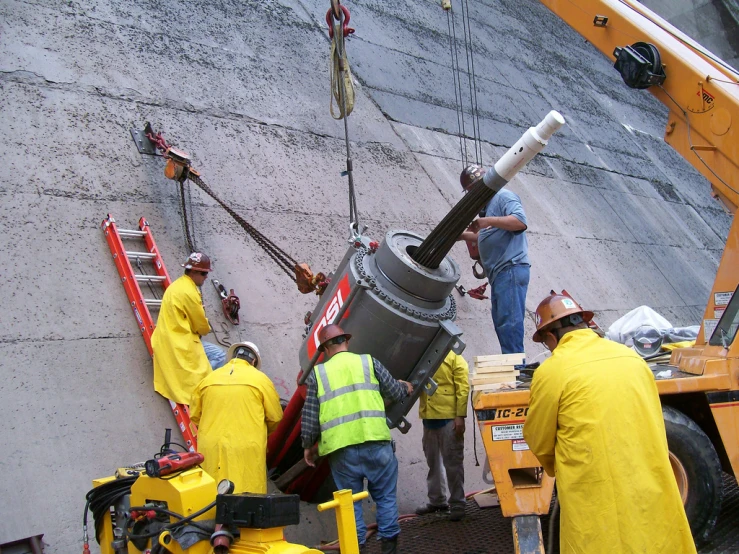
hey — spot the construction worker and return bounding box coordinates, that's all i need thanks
[458,165,529,354]
[301,324,413,554]
[190,341,283,494]
[151,252,225,406]
[523,293,696,554]
[415,350,469,522]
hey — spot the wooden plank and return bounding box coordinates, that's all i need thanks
[473,489,500,509]
[474,353,525,364]
[474,363,517,374]
[470,371,519,385]
[472,381,516,391]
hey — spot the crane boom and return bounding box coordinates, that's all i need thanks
[540,0,739,213]
[539,0,739,348]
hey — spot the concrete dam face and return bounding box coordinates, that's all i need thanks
[0,0,731,551]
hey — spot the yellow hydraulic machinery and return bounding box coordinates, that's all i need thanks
[84,444,366,554]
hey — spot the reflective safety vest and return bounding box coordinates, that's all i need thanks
[315,352,391,456]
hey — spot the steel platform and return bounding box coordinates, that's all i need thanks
[361,474,739,553]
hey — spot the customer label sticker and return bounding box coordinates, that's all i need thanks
[492,423,524,441]
[715,291,732,306]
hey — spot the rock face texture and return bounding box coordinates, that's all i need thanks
[0,0,730,551]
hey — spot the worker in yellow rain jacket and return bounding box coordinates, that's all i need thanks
[151,252,224,405]
[190,341,283,493]
[523,293,695,554]
[415,350,470,521]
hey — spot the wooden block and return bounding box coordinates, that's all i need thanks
[473,489,500,509]
[474,353,525,365]
[470,371,519,385]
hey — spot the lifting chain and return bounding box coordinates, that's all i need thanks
[142,129,328,295]
[187,173,307,285]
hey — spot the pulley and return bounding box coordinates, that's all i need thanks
[613,42,666,89]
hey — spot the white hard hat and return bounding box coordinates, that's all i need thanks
[227,341,261,369]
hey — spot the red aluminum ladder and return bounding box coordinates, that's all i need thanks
[101,214,198,451]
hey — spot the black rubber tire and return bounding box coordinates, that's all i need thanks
[663,406,723,546]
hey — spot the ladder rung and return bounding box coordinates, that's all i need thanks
[118,229,148,238]
[135,275,166,282]
[126,251,157,260]
[144,299,163,307]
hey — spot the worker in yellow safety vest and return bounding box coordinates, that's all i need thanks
[190,341,283,493]
[301,324,413,554]
[523,293,696,554]
[151,252,225,406]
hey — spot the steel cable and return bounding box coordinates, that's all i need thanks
[448,5,468,166]
[462,0,483,166]
[459,0,479,165]
[446,7,467,169]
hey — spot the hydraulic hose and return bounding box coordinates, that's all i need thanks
[83,477,138,543]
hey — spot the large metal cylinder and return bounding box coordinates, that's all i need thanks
[298,230,465,432]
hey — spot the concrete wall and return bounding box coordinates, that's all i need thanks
[639,0,739,70]
[0,0,731,552]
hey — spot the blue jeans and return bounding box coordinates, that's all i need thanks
[489,264,530,354]
[329,441,400,544]
[202,341,226,370]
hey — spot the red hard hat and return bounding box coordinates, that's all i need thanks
[532,293,593,343]
[317,324,352,350]
[182,252,212,272]
[460,165,485,191]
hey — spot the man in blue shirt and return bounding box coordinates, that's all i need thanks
[459,166,530,354]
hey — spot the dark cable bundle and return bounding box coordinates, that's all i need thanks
[412,177,496,269]
[83,476,138,543]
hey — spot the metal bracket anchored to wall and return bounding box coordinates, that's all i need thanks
[130,122,157,155]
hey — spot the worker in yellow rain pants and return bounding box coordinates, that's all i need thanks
[190,341,283,493]
[523,293,695,554]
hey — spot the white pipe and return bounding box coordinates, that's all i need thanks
[483,110,566,190]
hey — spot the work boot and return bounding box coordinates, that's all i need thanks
[380,535,399,554]
[414,503,448,516]
[449,505,466,522]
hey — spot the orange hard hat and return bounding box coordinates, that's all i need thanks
[317,324,352,350]
[460,165,485,191]
[182,252,212,272]
[532,293,593,343]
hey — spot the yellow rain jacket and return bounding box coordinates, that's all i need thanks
[151,274,212,405]
[419,351,469,419]
[523,329,695,554]
[190,358,283,494]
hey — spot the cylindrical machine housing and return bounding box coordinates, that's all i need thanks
[298,230,465,431]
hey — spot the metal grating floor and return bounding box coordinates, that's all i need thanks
[361,474,739,553]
